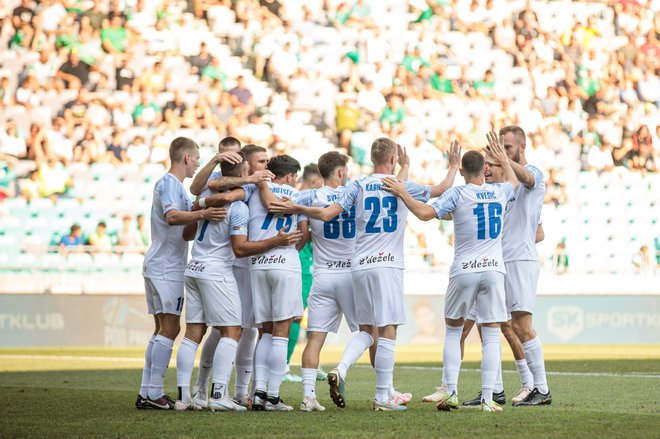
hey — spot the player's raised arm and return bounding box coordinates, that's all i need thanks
[182,222,198,241]
[195,187,247,209]
[536,224,545,243]
[231,226,303,258]
[430,139,461,197]
[396,143,410,181]
[207,169,275,192]
[487,132,519,190]
[190,151,243,195]
[269,197,344,222]
[382,177,437,221]
[165,206,227,226]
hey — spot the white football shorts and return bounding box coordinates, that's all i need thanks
[144,277,184,316]
[250,269,303,324]
[445,271,507,324]
[184,275,242,327]
[505,261,540,314]
[352,268,405,327]
[307,272,358,333]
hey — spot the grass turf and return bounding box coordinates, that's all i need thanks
[1,348,659,438]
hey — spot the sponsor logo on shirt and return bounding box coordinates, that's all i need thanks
[251,254,287,265]
[461,257,499,270]
[326,260,352,269]
[186,260,206,273]
[358,252,395,266]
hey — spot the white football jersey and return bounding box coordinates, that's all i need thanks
[198,170,222,198]
[502,164,545,262]
[336,174,431,271]
[431,182,515,278]
[143,173,192,281]
[246,182,304,272]
[185,201,248,279]
[299,186,355,273]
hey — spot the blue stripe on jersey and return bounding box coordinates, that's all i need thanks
[431,186,466,219]
[404,181,432,202]
[298,189,317,207]
[160,174,187,216]
[229,202,249,236]
[336,180,360,212]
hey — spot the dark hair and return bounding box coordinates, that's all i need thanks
[241,144,267,160]
[220,151,248,177]
[462,150,485,176]
[218,136,241,151]
[267,155,301,179]
[499,125,526,143]
[302,163,321,182]
[169,136,198,162]
[318,152,349,179]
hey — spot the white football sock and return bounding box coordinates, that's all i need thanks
[481,327,501,404]
[148,335,174,400]
[301,367,317,399]
[515,359,534,388]
[523,337,549,394]
[195,328,221,389]
[211,337,238,400]
[176,337,199,403]
[266,336,288,398]
[337,331,374,379]
[374,337,395,403]
[494,344,504,393]
[443,325,463,395]
[253,333,272,393]
[234,328,257,398]
[139,334,155,398]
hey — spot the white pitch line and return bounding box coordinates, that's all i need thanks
[2,355,659,379]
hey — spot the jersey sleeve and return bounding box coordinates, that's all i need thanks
[242,183,256,201]
[502,182,515,201]
[228,202,249,236]
[160,176,187,216]
[404,181,432,202]
[430,187,461,219]
[335,181,359,212]
[526,165,544,189]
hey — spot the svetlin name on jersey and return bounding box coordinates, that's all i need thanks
[251,255,287,265]
[461,258,499,270]
[358,252,395,265]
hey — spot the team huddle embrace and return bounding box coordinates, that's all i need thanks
[136,125,552,414]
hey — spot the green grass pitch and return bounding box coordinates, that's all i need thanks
[1,347,659,438]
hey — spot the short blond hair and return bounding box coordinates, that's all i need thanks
[370,137,397,165]
[169,137,199,162]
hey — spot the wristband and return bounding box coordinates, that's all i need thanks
[199,197,206,208]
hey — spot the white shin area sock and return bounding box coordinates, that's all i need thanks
[195,328,221,389]
[481,327,501,404]
[443,325,463,395]
[176,337,199,403]
[266,336,289,398]
[494,344,504,393]
[253,333,272,393]
[515,358,533,388]
[148,335,174,400]
[234,328,258,397]
[522,337,549,394]
[301,367,317,399]
[139,335,155,398]
[337,331,374,379]
[374,337,396,403]
[211,337,238,400]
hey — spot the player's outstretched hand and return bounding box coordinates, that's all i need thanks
[275,226,303,246]
[486,131,507,164]
[397,143,410,167]
[202,207,228,222]
[381,177,407,198]
[216,151,243,164]
[269,196,295,213]
[448,139,461,168]
[250,169,275,183]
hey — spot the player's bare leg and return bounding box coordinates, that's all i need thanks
[174,323,206,410]
[300,331,328,412]
[146,313,180,409]
[136,316,159,409]
[511,312,551,406]
[328,323,375,408]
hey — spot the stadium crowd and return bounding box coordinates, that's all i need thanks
[0,0,658,272]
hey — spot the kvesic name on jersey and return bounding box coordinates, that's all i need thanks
[461,257,499,270]
[476,191,496,200]
[358,252,395,266]
[251,254,287,265]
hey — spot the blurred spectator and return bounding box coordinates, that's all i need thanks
[132,93,163,127]
[101,15,128,54]
[587,142,614,173]
[38,159,72,199]
[544,169,568,207]
[56,49,91,90]
[136,214,150,246]
[553,241,569,275]
[117,215,146,253]
[59,224,84,254]
[632,245,651,274]
[0,160,17,201]
[0,121,27,159]
[88,221,113,253]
